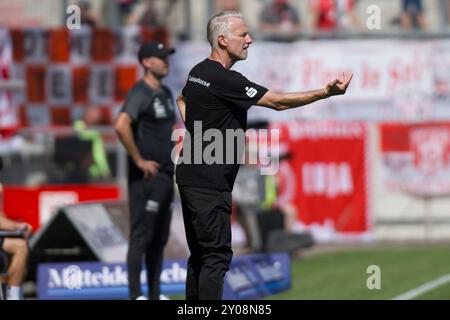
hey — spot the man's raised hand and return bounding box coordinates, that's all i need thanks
[324,73,353,97]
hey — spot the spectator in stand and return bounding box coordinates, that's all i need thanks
[73,108,111,180]
[258,0,301,41]
[78,0,99,27]
[308,0,362,33]
[215,0,241,12]
[400,0,426,31]
[117,0,138,25]
[438,0,450,30]
[126,0,178,28]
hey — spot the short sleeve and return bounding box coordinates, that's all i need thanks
[120,88,146,121]
[213,71,268,110]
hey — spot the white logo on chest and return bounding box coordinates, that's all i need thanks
[145,200,160,213]
[153,97,167,118]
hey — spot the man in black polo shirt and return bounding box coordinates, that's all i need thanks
[176,11,352,300]
[115,42,176,300]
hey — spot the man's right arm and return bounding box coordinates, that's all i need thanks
[256,73,353,111]
[114,112,159,178]
[176,95,186,123]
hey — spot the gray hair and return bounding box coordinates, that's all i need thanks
[207,11,244,48]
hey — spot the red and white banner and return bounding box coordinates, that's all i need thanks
[167,41,450,122]
[0,28,18,135]
[380,122,450,196]
[6,37,450,126]
[273,121,371,241]
[7,27,167,127]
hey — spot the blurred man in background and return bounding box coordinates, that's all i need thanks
[73,107,111,181]
[0,211,32,300]
[114,42,176,300]
[78,0,99,27]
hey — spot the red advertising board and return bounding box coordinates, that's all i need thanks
[273,121,371,240]
[2,184,121,232]
[380,122,450,195]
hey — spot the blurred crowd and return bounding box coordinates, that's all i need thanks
[72,0,450,41]
[215,0,450,38]
[1,0,449,41]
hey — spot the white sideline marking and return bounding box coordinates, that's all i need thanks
[392,274,450,300]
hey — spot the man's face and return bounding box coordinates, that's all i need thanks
[224,17,253,61]
[142,56,169,79]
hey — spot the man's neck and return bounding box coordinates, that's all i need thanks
[143,72,161,90]
[209,49,235,70]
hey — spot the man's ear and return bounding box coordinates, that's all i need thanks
[141,57,153,69]
[218,35,227,47]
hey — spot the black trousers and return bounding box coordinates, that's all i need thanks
[178,186,233,300]
[127,172,173,300]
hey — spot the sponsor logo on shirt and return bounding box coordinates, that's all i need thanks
[188,76,210,88]
[153,97,167,118]
[145,200,160,213]
[245,86,258,98]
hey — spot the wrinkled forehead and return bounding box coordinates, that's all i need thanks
[227,16,248,33]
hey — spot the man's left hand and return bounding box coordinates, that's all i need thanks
[324,73,353,97]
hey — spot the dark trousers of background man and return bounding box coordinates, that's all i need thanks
[179,186,233,300]
[127,172,173,300]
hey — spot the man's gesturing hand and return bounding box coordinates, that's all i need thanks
[324,73,353,97]
[136,158,160,178]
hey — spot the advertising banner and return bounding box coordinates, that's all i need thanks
[380,122,450,196]
[37,253,291,300]
[6,36,450,126]
[167,40,450,122]
[273,121,371,241]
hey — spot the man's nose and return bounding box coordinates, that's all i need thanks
[246,34,253,44]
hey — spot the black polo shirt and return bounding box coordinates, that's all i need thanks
[176,58,268,191]
[120,80,176,178]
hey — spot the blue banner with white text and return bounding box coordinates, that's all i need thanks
[37,253,291,300]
